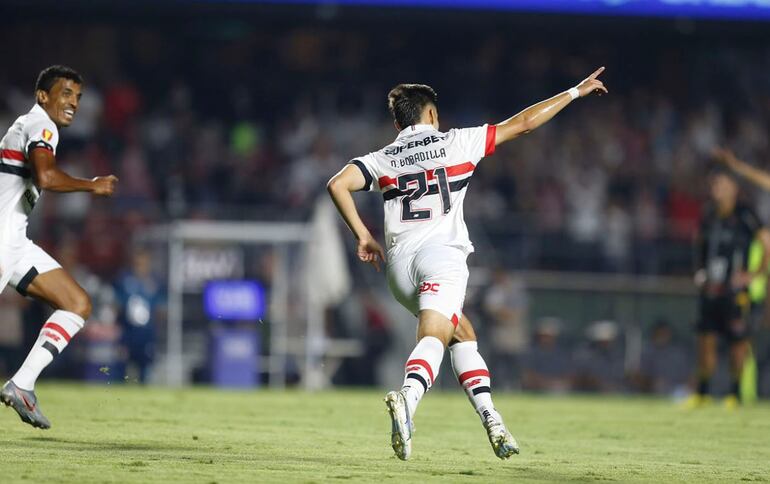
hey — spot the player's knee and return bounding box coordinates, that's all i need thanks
[68,291,92,320]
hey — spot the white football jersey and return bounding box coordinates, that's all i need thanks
[351,123,496,259]
[0,104,60,242]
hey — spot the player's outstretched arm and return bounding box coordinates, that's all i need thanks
[29,147,118,196]
[327,165,386,271]
[714,147,770,192]
[494,67,607,146]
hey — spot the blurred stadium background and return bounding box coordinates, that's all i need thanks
[2,0,770,401]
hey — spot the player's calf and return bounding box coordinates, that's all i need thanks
[400,335,444,417]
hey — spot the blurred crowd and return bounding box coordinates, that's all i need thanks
[2,22,770,278]
[2,13,770,392]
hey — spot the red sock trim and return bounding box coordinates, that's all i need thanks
[42,322,71,343]
[405,358,435,384]
[458,369,490,384]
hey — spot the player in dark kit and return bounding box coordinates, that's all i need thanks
[687,166,770,409]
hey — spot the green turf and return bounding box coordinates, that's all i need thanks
[1,384,768,483]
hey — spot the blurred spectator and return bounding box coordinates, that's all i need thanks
[66,86,103,147]
[287,134,339,208]
[335,290,393,386]
[103,76,142,139]
[58,237,122,383]
[521,318,573,393]
[77,207,126,278]
[631,320,691,396]
[483,270,529,389]
[633,186,662,274]
[603,199,633,272]
[114,248,166,383]
[574,321,627,393]
[0,291,28,378]
[562,162,607,271]
[359,291,393,385]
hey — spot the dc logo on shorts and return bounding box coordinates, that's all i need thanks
[419,282,440,294]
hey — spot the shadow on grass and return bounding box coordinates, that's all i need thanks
[21,435,197,453]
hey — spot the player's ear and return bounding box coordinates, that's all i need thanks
[393,120,401,131]
[428,106,439,128]
[36,89,48,105]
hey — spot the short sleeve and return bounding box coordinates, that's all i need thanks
[23,116,59,157]
[347,154,377,192]
[451,124,497,165]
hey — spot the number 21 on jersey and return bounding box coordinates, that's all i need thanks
[398,167,451,222]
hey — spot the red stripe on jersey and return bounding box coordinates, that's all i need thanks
[485,125,496,156]
[42,322,72,343]
[458,369,490,384]
[445,162,475,178]
[426,162,475,180]
[378,175,397,189]
[405,358,435,384]
[379,162,475,189]
[1,149,26,162]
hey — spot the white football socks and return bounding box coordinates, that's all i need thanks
[401,336,445,416]
[12,310,85,391]
[450,341,498,422]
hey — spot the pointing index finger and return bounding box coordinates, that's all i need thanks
[589,66,605,80]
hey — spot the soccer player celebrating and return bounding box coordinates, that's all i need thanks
[0,65,118,428]
[327,68,607,459]
[687,165,770,409]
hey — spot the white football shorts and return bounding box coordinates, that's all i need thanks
[386,244,469,326]
[0,238,61,296]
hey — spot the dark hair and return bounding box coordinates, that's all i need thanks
[35,65,83,93]
[708,161,738,182]
[387,84,438,129]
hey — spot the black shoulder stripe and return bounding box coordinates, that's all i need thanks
[27,140,54,154]
[349,159,373,191]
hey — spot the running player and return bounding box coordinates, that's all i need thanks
[687,164,770,409]
[327,68,607,459]
[0,65,118,428]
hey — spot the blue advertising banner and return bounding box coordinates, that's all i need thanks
[204,280,266,321]
[246,0,770,20]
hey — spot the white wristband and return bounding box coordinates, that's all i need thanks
[567,87,580,100]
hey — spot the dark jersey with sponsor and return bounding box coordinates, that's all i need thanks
[697,203,761,297]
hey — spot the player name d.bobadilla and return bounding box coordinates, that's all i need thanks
[390,148,447,168]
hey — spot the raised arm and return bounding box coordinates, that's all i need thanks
[714,148,770,192]
[29,147,117,195]
[327,164,386,271]
[494,67,608,146]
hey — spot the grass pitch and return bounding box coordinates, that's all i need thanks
[1,384,768,483]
